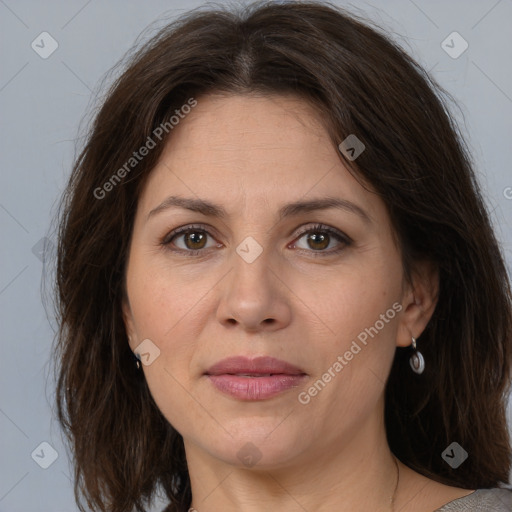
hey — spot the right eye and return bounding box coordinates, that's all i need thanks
[161,224,221,256]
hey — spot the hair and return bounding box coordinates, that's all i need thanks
[52,1,512,511]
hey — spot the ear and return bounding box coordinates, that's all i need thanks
[396,260,439,348]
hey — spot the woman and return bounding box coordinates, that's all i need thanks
[53,1,512,511]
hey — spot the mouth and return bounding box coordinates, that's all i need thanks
[203,356,307,400]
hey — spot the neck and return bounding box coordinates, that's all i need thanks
[185,401,399,512]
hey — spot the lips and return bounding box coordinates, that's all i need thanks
[204,355,306,376]
[204,356,307,400]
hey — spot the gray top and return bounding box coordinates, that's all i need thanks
[161,488,512,511]
[434,488,512,511]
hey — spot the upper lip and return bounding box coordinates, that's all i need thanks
[205,356,306,376]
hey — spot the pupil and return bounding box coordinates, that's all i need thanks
[309,233,328,250]
[186,232,205,249]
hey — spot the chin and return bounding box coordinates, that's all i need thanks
[200,425,305,469]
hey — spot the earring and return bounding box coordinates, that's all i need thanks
[128,336,142,370]
[409,336,425,374]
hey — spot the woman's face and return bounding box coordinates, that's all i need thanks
[123,93,433,470]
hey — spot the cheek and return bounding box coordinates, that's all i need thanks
[127,252,205,339]
[303,281,401,437]
[131,280,203,435]
[126,255,212,383]
[143,366,201,439]
[302,257,402,400]
[297,257,401,341]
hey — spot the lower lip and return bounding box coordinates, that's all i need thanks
[206,374,307,400]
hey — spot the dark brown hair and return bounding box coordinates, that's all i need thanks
[52,1,512,511]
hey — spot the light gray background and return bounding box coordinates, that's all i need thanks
[1,1,511,511]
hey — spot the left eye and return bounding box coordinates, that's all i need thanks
[161,223,351,256]
[292,225,350,254]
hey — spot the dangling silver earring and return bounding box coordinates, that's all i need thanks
[409,336,425,374]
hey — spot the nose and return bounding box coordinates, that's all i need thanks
[215,243,292,333]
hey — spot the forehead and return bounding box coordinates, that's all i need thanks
[164,93,331,160]
[136,93,382,223]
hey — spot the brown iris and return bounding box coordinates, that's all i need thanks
[306,232,330,251]
[184,230,207,250]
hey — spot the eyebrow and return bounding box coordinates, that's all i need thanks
[146,195,372,224]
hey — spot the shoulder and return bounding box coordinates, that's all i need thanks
[435,487,512,511]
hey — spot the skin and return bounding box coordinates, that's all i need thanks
[122,93,474,511]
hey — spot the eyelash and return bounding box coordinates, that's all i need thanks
[160,223,352,258]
